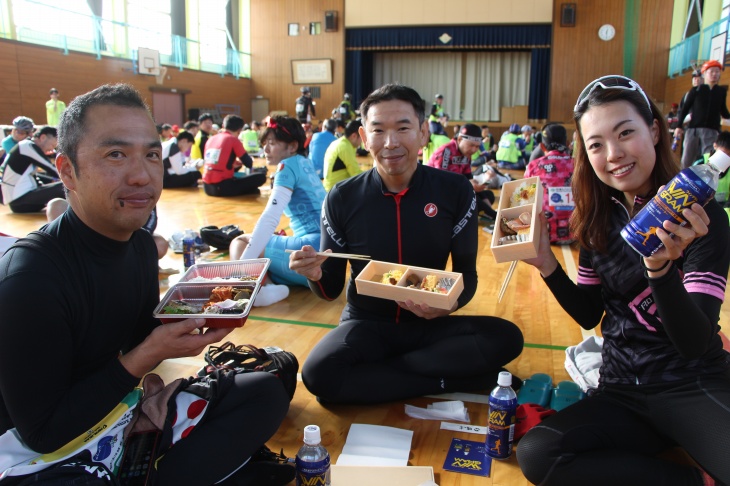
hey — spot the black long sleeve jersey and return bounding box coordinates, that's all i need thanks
[0,210,159,452]
[543,197,730,386]
[677,84,730,131]
[309,164,479,323]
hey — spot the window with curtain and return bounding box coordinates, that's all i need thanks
[374,51,530,122]
[126,0,171,55]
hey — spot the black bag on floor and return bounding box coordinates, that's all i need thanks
[199,225,243,250]
[199,342,299,400]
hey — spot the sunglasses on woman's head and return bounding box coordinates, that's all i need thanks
[574,75,652,113]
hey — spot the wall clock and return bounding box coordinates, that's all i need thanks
[598,24,616,41]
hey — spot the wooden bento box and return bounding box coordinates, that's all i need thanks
[153,259,270,328]
[354,260,464,310]
[490,176,543,263]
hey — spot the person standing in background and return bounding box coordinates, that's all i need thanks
[45,88,66,127]
[429,94,447,135]
[675,60,730,168]
[295,87,316,124]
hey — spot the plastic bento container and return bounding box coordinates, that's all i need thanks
[155,282,258,328]
[155,259,270,328]
[178,259,270,284]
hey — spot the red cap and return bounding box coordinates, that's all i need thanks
[701,60,723,74]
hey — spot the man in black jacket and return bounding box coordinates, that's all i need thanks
[675,60,730,168]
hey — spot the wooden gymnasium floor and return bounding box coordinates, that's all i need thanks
[3,156,728,485]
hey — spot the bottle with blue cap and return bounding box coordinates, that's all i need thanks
[486,371,518,460]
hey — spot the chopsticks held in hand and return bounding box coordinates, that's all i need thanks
[498,260,518,303]
[285,249,371,261]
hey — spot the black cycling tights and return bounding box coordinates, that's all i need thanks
[517,371,730,485]
[156,372,289,486]
[301,315,524,404]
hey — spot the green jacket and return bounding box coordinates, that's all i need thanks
[496,132,521,163]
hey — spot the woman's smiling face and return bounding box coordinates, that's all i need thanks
[578,100,659,200]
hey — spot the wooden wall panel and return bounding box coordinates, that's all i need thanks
[549,0,673,123]
[250,0,345,122]
[0,40,252,127]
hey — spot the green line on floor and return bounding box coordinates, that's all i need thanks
[248,315,337,329]
[248,315,570,349]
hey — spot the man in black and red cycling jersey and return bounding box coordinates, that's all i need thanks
[289,84,523,404]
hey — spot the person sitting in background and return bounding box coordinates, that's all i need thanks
[289,84,523,405]
[190,113,214,161]
[693,130,730,222]
[517,74,730,486]
[496,123,527,169]
[524,123,575,244]
[159,123,173,141]
[1,116,34,159]
[230,116,326,306]
[202,115,267,197]
[521,124,535,159]
[1,126,64,213]
[421,132,451,164]
[162,131,202,188]
[240,120,263,157]
[309,118,337,178]
[323,119,363,191]
[427,123,497,222]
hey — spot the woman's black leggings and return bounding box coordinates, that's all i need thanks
[517,371,730,486]
[156,372,289,486]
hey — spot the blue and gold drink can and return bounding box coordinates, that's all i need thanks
[620,168,715,257]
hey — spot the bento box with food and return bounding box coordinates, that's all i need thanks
[354,260,464,310]
[155,259,270,328]
[490,176,543,263]
[154,282,259,328]
[178,259,269,284]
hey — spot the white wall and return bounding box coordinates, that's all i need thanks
[344,0,552,27]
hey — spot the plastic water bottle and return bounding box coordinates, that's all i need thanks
[671,134,680,151]
[486,371,517,460]
[182,230,196,270]
[621,150,730,257]
[295,425,330,486]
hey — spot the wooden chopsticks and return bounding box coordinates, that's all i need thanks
[498,260,518,303]
[284,249,371,261]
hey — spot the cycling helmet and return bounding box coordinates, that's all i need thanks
[12,116,34,132]
[300,86,311,94]
[509,123,520,134]
[521,125,532,133]
[343,93,351,100]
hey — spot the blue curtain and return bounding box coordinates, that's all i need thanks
[529,48,551,120]
[345,25,552,119]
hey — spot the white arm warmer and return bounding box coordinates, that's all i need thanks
[241,184,292,259]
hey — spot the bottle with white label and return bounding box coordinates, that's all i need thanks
[295,425,330,486]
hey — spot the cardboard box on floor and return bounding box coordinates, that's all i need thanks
[331,465,434,485]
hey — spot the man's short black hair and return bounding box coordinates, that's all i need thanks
[176,131,195,143]
[161,123,172,130]
[58,83,150,172]
[222,115,245,132]
[716,130,730,150]
[34,126,57,138]
[345,119,362,138]
[198,113,213,123]
[183,121,199,130]
[359,84,426,126]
